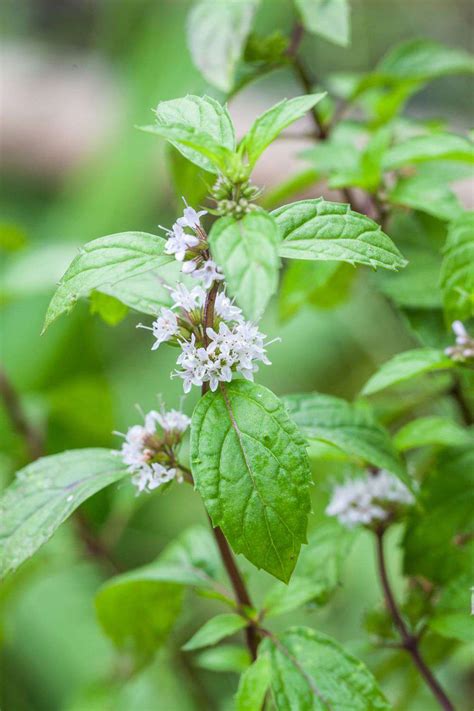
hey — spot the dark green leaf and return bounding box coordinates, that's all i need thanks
[191,381,312,582]
[294,0,350,47]
[440,211,474,321]
[183,613,247,651]
[235,653,272,711]
[429,574,474,643]
[361,348,454,395]
[394,416,472,451]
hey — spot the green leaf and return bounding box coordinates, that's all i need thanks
[151,95,236,173]
[373,247,442,309]
[403,447,474,584]
[264,520,355,617]
[98,262,181,316]
[329,127,392,193]
[235,653,272,711]
[89,290,129,325]
[440,211,474,321]
[0,449,128,577]
[187,0,260,92]
[43,232,171,330]
[183,613,247,651]
[361,348,454,395]
[242,94,326,167]
[383,133,474,171]
[376,39,474,81]
[283,392,408,485]
[191,381,312,583]
[294,0,350,47]
[394,416,472,451]
[262,627,390,710]
[208,210,280,319]
[388,173,463,222]
[273,198,407,271]
[429,574,474,643]
[279,260,355,321]
[194,645,251,673]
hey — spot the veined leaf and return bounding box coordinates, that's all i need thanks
[235,654,272,711]
[191,381,312,583]
[208,210,280,319]
[187,0,260,92]
[377,39,474,81]
[262,627,390,710]
[440,211,474,321]
[388,173,463,222]
[43,232,171,330]
[383,133,474,170]
[242,94,326,167]
[394,416,472,451]
[273,199,407,271]
[182,613,247,651]
[361,348,454,395]
[294,0,350,47]
[283,392,408,485]
[0,449,128,577]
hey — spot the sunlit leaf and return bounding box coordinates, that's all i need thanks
[294,0,350,47]
[394,416,472,451]
[440,211,474,321]
[183,613,247,651]
[361,348,454,395]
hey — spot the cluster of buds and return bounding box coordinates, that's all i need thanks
[326,469,415,530]
[115,407,190,494]
[211,174,261,218]
[445,321,474,362]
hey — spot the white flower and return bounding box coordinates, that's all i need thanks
[119,424,153,469]
[169,283,206,312]
[176,201,207,229]
[131,463,177,494]
[154,408,191,433]
[215,292,243,323]
[445,321,474,361]
[326,470,414,529]
[452,320,469,343]
[182,259,198,274]
[150,309,179,350]
[190,259,225,289]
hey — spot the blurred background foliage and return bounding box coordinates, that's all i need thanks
[0,0,472,709]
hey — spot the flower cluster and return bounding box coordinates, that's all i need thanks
[115,407,190,494]
[138,284,275,393]
[161,200,224,288]
[445,321,474,362]
[326,470,414,529]
[211,175,261,218]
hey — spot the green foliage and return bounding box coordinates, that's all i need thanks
[0,450,128,577]
[191,381,312,582]
[329,127,391,193]
[361,348,454,395]
[235,653,272,711]
[383,132,474,170]
[209,210,280,319]
[394,416,473,451]
[429,574,474,643]
[283,393,408,484]
[262,627,391,710]
[375,38,474,81]
[387,172,463,222]
[440,211,474,321]
[194,645,251,673]
[294,0,351,47]
[89,291,129,326]
[43,233,171,330]
[182,613,247,651]
[279,260,355,321]
[274,199,407,270]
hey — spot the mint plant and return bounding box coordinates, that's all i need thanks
[1,2,473,709]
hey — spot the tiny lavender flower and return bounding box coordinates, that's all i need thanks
[326,470,414,529]
[445,321,474,362]
[191,259,225,289]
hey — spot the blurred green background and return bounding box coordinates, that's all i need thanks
[1,1,472,709]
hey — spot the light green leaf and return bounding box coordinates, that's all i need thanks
[43,232,171,330]
[373,247,442,309]
[440,211,474,321]
[0,449,128,577]
[264,520,355,617]
[195,645,251,673]
[388,173,463,222]
[283,393,408,485]
[235,653,272,711]
[89,290,129,326]
[98,262,182,316]
[294,0,350,47]
[429,574,474,643]
[279,260,355,321]
[191,381,312,583]
[187,0,260,92]
[262,627,391,710]
[377,38,474,81]
[273,198,407,271]
[183,613,247,651]
[243,94,326,167]
[361,348,454,395]
[209,210,280,319]
[383,133,474,171]
[394,416,472,451]
[329,127,392,193]
[151,95,236,173]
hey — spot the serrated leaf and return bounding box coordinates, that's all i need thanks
[440,211,474,321]
[294,0,350,47]
[388,173,463,222]
[187,0,259,92]
[361,348,454,395]
[209,211,280,319]
[150,95,236,173]
[262,627,390,710]
[383,133,474,171]
[394,416,472,451]
[273,198,407,271]
[242,94,326,167]
[235,653,272,711]
[264,520,355,617]
[283,392,408,485]
[43,232,171,330]
[429,574,474,643]
[377,39,474,81]
[0,449,128,577]
[191,381,312,583]
[183,613,247,651]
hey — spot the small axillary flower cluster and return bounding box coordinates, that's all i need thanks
[326,469,415,530]
[445,321,474,362]
[116,407,190,494]
[211,174,261,218]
